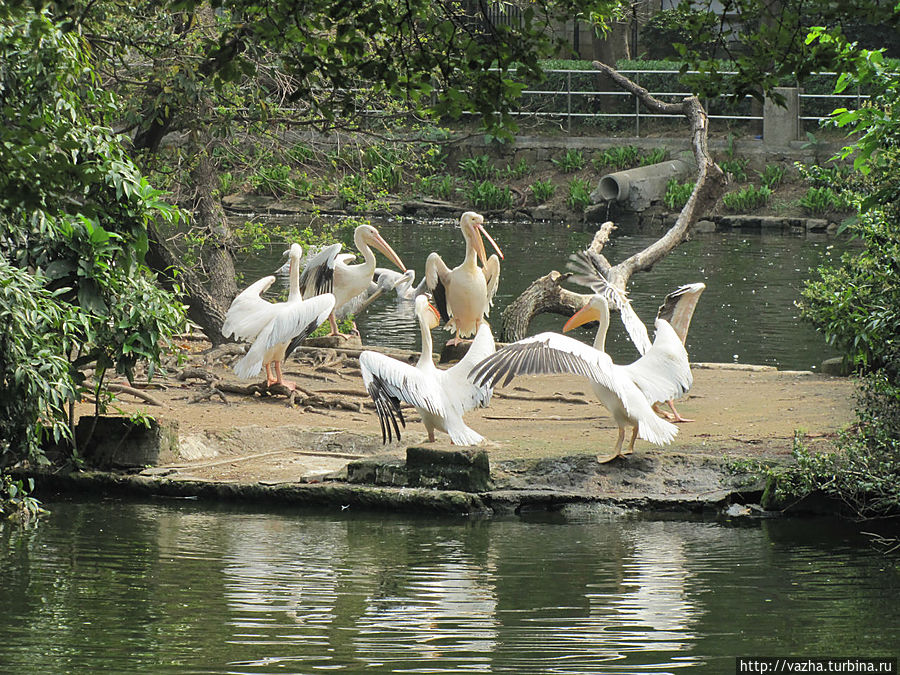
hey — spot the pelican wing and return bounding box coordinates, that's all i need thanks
[221,275,277,341]
[232,293,335,379]
[625,319,693,404]
[656,282,706,344]
[445,323,496,412]
[566,251,652,355]
[299,243,343,297]
[425,252,452,322]
[482,254,501,313]
[359,351,446,443]
[470,332,620,393]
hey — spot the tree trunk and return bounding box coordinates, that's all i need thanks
[193,149,238,310]
[500,271,591,343]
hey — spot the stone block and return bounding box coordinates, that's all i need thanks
[346,456,408,486]
[76,416,179,469]
[406,446,492,492]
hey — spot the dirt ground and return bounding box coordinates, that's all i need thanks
[77,336,857,493]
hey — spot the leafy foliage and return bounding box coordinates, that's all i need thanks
[0,475,45,525]
[0,8,186,465]
[566,178,592,211]
[551,149,585,173]
[664,179,694,210]
[722,185,771,211]
[529,179,556,204]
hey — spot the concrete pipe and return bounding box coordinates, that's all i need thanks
[591,159,693,212]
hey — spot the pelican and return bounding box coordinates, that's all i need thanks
[372,267,426,301]
[222,243,336,389]
[568,250,704,421]
[359,294,495,445]
[425,211,503,346]
[299,224,406,337]
[470,293,690,459]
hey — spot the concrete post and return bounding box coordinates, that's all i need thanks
[764,87,801,148]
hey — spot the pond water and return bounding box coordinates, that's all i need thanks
[237,215,850,371]
[1,499,897,674]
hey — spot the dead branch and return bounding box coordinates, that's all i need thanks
[189,387,229,405]
[591,60,726,291]
[107,384,167,407]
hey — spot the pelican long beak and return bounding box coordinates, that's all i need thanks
[475,223,504,267]
[427,302,441,322]
[372,233,407,272]
[563,303,602,332]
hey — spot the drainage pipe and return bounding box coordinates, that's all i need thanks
[592,159,693,212]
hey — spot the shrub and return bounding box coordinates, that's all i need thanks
[465,180,513,210]
[719,157,750,182]
[592,145,641,172]
[639,147,669,166]
[551,148,585,173]
[567,177,592,211]
[722,185,772,211]
[529,179,556,204]
[664,178,695,210]
[758,164,787,188]
[799,186,851,215]
[419,174,455,200]
[504,158,532,179]
[459,154,494,180]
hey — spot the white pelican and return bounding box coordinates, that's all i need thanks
[222,243,336,389]
[568,251,705,421]
[299,224,406,337]
[359,294,495,445]
[425,211,503,346]
[470,293,690,460]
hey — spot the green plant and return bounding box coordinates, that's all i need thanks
[288,141,314,164]
[419,174,455,200]
[719,157,750,182]
[504,157,532,180]
[566,178,592,211]
[592,145,641,171]
[1,474,45,525]
[465,180,514,210]
[639,147,669,166]
[529,179,556,204]
[799,186,851,215]
[458,155,494,180]
[758,164,787,188]
[369,164,401,191]
[551,148,585,173]
[664,178,695,210]
[250,163,295,197]
[722,184,772,211]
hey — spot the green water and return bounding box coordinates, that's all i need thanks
[1,500,897,674]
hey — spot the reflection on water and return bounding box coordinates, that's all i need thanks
[238,216,851,371]
[1,500,897,674]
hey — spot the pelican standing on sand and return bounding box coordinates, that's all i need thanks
[426,211,503,346]
[300,224,406,337]
[359,294,495,445]
[222,243,336,389]
[470,293,691,460]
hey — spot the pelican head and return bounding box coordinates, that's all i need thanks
[563,294,610,333]
[415,294,442,331]
[459,211,504,266]
[355,224,407,272]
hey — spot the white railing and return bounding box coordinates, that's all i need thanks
[463,68,866,135]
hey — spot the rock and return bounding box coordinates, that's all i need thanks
[820,356,851,376]
[76,415,180,469]
[346,456,408,487]
[694,219,717,233]
[725,503,751,517]
[406,446,492,492]
[304,334,362,349]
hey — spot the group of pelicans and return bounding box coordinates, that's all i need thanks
[221,212,705,460]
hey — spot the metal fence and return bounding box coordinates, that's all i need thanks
[468,68,867,136]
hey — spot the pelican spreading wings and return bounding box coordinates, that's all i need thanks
[222,243,336,389]
[425,211,503,346]
[568,249,705,421]
[359,294,495,445]
[470,293,690,460]
[299,224,406,337]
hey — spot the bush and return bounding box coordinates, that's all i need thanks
[592,145,641,171]
[758,164,787,188]
[465,180,514,210]
[722,185,772,211]
[566,178,592,211]
[551,149,585,173]
[799,186,852,215]
[529,179,556,204]
[664,178,694,210]
[459,155,494,180]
